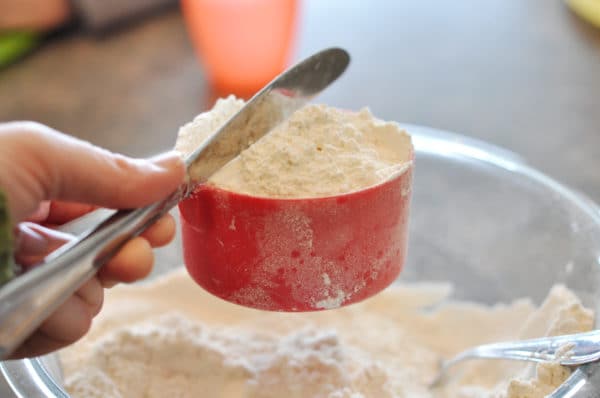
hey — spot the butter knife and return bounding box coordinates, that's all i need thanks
[0,47,350,359]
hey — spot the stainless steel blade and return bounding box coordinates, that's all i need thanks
[185,47,350,182]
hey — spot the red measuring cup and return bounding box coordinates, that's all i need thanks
[178,157,414,312]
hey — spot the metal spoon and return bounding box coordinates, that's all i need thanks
[0,47,350,360]
[431,329,600,388]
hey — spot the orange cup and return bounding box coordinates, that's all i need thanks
[181,0,299,98]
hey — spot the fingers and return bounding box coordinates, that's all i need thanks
[98,237,154,284]
[14,222,73,267]
[74,277,104,317]
[139,214,177,248]
[0,122,185,223]
[9,278,103,359]
[45,201,97,225]
[10,331,68,359]
[5,203,177,359]
[15,223,49,256]
[98,214,176,287]
[37,278,101,342]
[27,201,101,230]
[38,296,92,343]
[16,212,175,289]
[26,201,50,222]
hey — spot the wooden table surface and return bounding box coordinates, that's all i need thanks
[1,0,599,269]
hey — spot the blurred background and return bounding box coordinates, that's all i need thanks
[1,0,599,205]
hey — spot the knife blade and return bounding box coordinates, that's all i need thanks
[186,47,350,182]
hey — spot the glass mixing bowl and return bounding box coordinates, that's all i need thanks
[1,124,599,397]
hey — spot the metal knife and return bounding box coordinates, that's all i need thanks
[0,47,350,359]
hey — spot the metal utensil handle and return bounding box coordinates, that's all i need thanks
[57,207,116,236]
[440,329,600,376]
[468,330,600,366]
[0,188,184,359]
[432,330,600,389]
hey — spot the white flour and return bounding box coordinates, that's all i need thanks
[61,269,594,398]
[175,96,413,198]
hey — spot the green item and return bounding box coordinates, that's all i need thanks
[0,190,16,285]
[0,31,39,68]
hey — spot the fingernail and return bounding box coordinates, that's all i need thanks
[149,151,185,170]
[27,202,50,222]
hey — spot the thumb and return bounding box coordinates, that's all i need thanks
[0,122,186,223]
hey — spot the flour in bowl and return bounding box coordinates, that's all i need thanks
[60,268,594,398]
[175,96,413,198]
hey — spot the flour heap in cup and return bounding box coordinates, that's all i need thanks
[175,96,413,198]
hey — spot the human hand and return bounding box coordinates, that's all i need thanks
[0,121,185,358]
